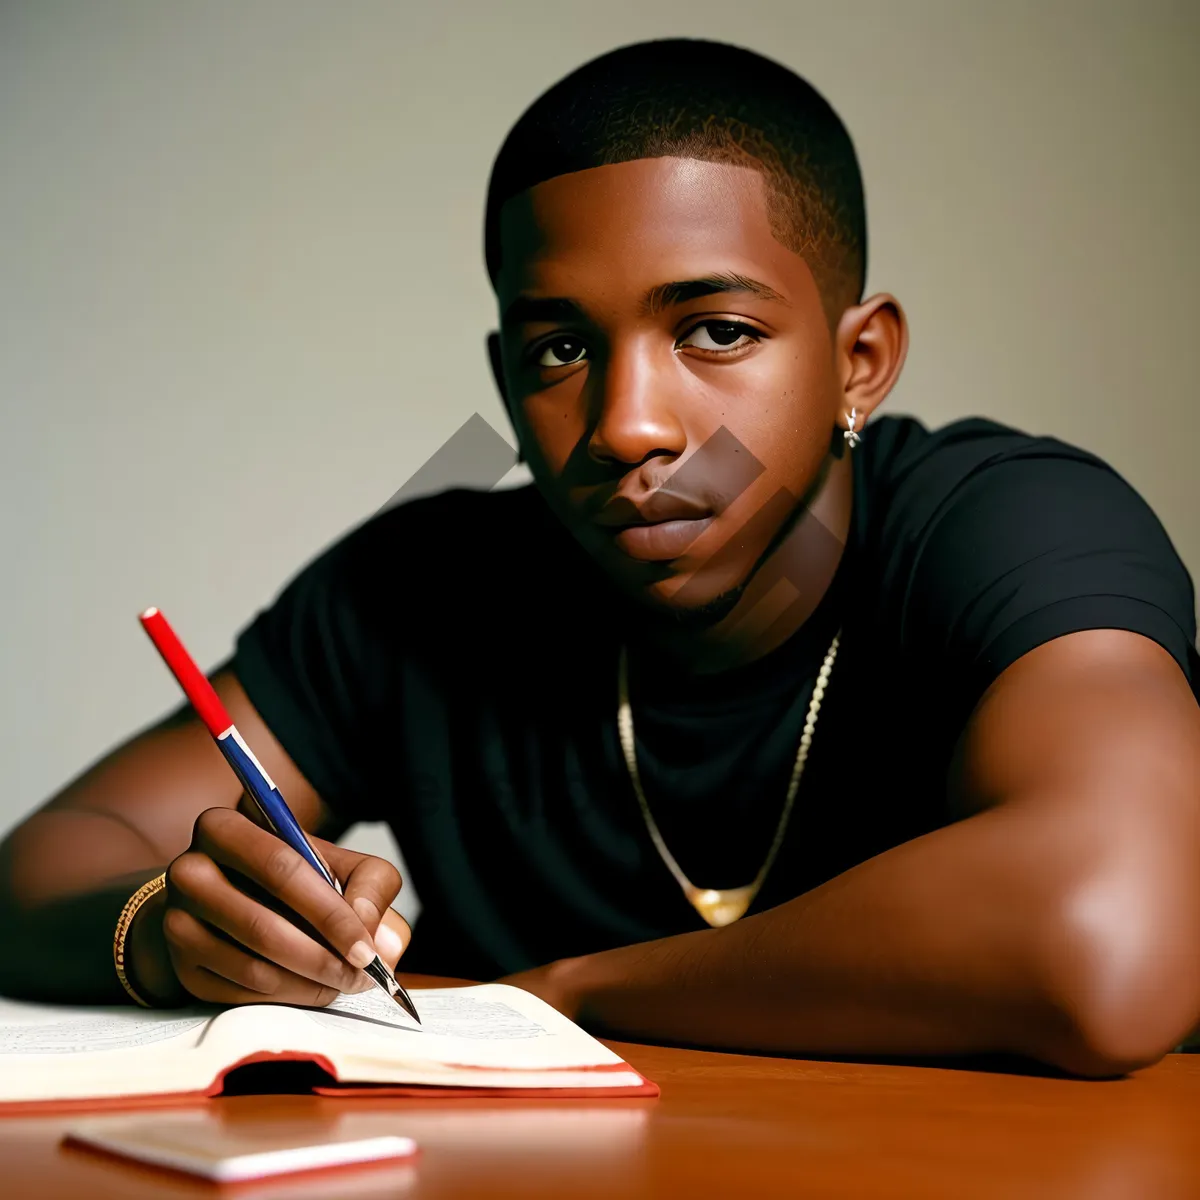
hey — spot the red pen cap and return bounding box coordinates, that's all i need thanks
[139,607,234,738]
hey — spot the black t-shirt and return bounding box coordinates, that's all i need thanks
[233,416,1200,979]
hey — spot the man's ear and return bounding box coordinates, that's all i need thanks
[487,331,525,464]
[833,293,909,430]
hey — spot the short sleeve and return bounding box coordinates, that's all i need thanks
[897,447,1199,726]
[232,509,408,823]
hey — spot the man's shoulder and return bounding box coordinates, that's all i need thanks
[860,413,1129,543]
[855,415,1197,718]
[854,412,1194,631]
[864,412,1116,491]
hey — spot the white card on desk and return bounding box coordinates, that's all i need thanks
[64,1111,418,1182]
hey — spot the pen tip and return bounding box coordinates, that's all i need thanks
[363,955,421,1023]
[396,992,422,1024]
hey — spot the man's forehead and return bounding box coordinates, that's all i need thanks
[494,157,800,297]
[498,156,772,238]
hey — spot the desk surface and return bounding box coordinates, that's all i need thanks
[4,991,1200,1199]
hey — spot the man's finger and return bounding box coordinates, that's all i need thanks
[191,808,378,970]
[234,791,274,833]
[348,902,411,968]
[180,965,341,1009]
[375,908,411,969]
[235,796,339,880]
[163,905,284,996]
[162,906,352,1006]
[337,851,404,932]
[167,851,366,994]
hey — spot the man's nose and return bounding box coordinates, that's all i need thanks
[585,342,687,468]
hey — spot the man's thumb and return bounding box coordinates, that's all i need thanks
[375,908,411,968]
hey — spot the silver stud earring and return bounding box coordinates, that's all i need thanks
[843,408,861,450]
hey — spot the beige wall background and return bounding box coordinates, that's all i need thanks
[2,1,1198,912]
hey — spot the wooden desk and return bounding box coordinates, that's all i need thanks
[4,997,1199,1198]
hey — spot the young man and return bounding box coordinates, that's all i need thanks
[3,39,1199,1078]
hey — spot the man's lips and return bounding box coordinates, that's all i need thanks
[611,516,716,561]
[592,491,715,562]
[593,489,712,527]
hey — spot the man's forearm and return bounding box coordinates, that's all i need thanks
[542,798,1197,1077]
[0,809,168,1002]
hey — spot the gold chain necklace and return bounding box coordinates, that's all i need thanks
[617,629,841,928]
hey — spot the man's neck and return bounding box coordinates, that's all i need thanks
[630,451,854,676]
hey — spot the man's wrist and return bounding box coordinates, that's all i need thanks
[499,952,600,1022]
[542,945,642,1029]
[125,889,188,1007]
[543,952,592,1018]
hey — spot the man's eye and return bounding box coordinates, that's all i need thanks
[536,338,588,367]
[679,321,758,352]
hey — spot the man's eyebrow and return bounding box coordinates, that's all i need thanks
[500,272,789,327]
[640,272,790,315]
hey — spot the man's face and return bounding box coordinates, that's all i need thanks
[493,157,843,618]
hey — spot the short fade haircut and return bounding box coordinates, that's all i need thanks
[484,38,867,319]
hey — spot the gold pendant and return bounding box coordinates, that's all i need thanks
[686,885,757,928]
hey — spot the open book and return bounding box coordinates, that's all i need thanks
[0,984,656,1112]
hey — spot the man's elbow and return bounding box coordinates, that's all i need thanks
[1035,880,1200,1078]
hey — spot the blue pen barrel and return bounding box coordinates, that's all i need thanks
[217,728,338,890]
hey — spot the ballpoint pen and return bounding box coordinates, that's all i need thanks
[138,606,421,1023]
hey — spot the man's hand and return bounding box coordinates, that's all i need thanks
[129,799,410,1007]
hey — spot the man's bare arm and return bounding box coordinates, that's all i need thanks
[511,630,1200,1077]
[0,666,404,1003]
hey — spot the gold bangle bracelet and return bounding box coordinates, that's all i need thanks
[113,872,167,1008]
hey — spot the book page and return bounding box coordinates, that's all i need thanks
[325,988,550,1039]
[0,998,218,1103]
[304,984,627,1072]
[0,997,210,1056]
[0,1011,209,1055]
